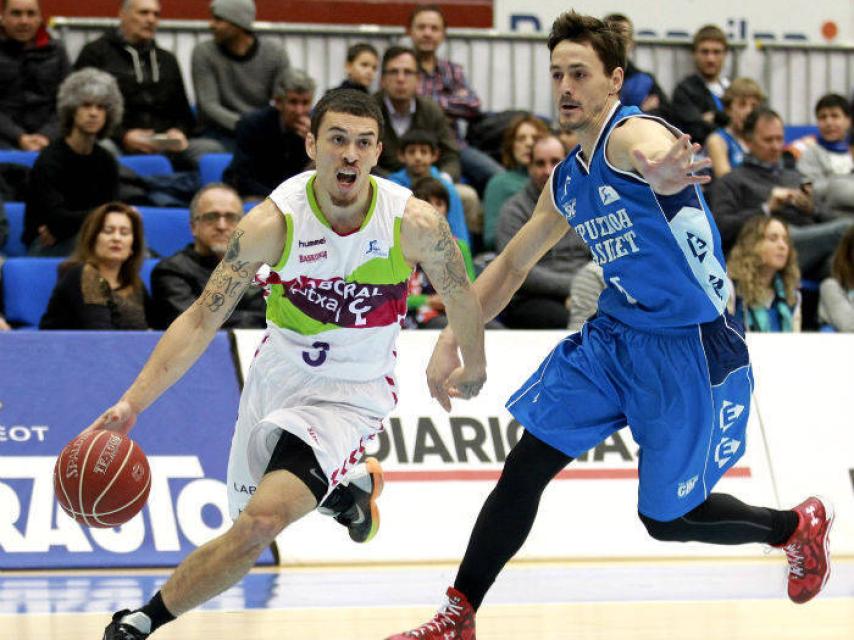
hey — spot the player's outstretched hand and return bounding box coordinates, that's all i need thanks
[84,399,137,435]
[426,332,462,412]
[632,134,711,196]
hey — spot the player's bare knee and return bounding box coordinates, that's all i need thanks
[232,511,288,549]
[638,511,687,542]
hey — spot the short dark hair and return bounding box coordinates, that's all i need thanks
[743,106,782,138]
[347,42,379,63]
[412,176,449,210]
[399,128,438,152]
[815,93,850,118]
[547,10,626,75]
[381,45,417,74]
[408,3,445,29]
[692,24,728,51]
[310,89,384,138]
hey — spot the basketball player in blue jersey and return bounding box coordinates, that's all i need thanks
[387,12,833,640]
[84,90,487,639]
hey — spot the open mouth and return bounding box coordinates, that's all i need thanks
[336,168,357,186]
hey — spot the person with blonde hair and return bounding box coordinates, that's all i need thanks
[705,77,765,177]
[728,215,801,332]
[819,225,854,331]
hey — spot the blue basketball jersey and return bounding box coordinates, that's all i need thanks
[551,103,730,330]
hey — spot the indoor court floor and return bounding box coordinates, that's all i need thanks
[2,557,853,639]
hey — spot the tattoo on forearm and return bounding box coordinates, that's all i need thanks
[433,222,467,292]
[197,229,251,319]
[224,230,243,263]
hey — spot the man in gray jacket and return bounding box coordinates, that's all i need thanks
[495,134,590,328]
[191,0,290,150]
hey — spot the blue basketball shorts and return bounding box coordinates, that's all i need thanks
[506,312,753,521]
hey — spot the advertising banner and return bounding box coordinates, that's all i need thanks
[0,331,273,569]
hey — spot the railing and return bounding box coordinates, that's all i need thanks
[51,17,852,125]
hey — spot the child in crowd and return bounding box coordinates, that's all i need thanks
[388,128,470,246]
[331,42,379,93]
[705,77,765,178]
[405,177,475,329]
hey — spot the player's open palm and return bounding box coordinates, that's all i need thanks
[632,134,711,195]
[84,399,137,435]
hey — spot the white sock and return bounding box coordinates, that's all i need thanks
[120,611,152,634]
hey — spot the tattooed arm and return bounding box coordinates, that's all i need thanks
[401,197,486,410]
[85,200,286,433]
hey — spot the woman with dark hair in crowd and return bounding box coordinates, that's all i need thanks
[727,215,801,332]
[481,113,549,251]
[819,225,854,331]
[40,202,151,330]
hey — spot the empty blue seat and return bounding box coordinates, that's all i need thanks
[140,257,159,292]
[198,153,233,186]
[1,257,62,328]
[138,206,192,258]
[2,201,27,257]
[118,154,173,176]
[0,150,38,168]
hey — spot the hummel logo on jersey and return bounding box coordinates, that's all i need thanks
[708,274,726,300]
[598,185,620,205]
[687,232,708,262]
[719,400,745,432]
[365,239,389,258]
[715,437,741,468]
[563,198,577,220]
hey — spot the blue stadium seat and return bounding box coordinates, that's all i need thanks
[198,153,233,186]
[1,257,62,328]
[138,206,192,258]
[140,257,159,292]
[0,150,38,167]
[118,154,173,176]
[2,201,27,257]
[784,125,819,145]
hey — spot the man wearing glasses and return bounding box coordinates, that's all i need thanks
[150,182,265,328]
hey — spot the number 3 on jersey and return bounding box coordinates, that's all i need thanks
[302,341,330,367]
[609,276,638,304]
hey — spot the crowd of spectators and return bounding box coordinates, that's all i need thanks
[0,1,852,333]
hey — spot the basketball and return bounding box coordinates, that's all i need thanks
[53,430,151,528]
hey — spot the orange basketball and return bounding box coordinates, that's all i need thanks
[53,430,151,528]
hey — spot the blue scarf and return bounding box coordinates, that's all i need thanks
[745,274,794,333]
[816,136,850,154]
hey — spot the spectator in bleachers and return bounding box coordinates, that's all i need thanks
[482,114,549,251]
[496,134,589,329]
[819,225,854,332]
[671,24,730,146]
[74,0,223,170]
[329,42,378,94]
[705,77,765,178]
[710,107,852,277]
[404,176,475,329]
[387,128,469,246]
[191,0,290,152]
[796,94,854,216]
[374,46,460,181]
[407,4,502,194]
[603,13,671,119]
[24,68,122,256]
[223,69,314,200]
[727,215,801,332]
[150,182,264,329]
[0,0,69,151]
[567,261,605,333]
[40,201,151,329]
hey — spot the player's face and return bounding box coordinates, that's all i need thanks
[550,40,622,134]
[758,219,790,273]
[94,212,134,265]
[409,10,445,54]
[747,116,784,164]
[120,0,160,44]
[346,51,379,89]
[816,106,851,143]
[529,137,565,192]
[307,111,382,207]
[727,95,761,132]
[1,0,41,44]
[401,143,438,178]
[693,40,726,81]
[191,188,243,257]
[73,102,107,136]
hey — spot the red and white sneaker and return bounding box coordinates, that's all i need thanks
[775,496,834,604]
[385,587,476,639]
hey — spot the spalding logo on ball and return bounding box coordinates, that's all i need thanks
[53,430,151,528]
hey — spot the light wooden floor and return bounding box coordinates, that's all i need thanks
[3,559,853,639]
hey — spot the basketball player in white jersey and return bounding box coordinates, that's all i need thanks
[85,89,487,639]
